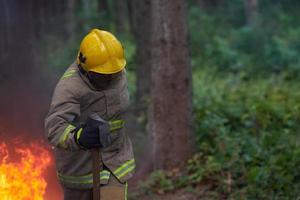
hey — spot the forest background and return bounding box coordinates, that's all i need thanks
[0,0,300,199]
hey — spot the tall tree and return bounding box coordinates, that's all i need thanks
[31,0,45,40]
[98,0,109,12]
[128,0,152,105]
[192,0,223,9]
[114,0,129,34]
[244,0,258,26]
[149,0,193,170]
[81,0,92,32]
[0,0,35,78]
[125,0,153,179]
[0,0,10,69]
[64,0,76,38]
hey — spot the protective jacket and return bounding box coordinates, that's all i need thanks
[45,62,135,189]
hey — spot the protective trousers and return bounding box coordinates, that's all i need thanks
[63,175,127,200]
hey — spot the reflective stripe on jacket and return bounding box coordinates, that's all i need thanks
[57,159,135,187]
[45,62,135,189]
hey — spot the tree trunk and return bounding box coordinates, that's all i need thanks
[149,0,193,170]
[128,0,152,104]
[0,0,10,66]
[192,0,222,9]
[0,0,10,82]
[32,0,42,39]
[244,0,258,26]
[64,0,76,38]
[98,0,109,12]
[114,0,128,34]
[5,0,35,78]
[82,0,92,32]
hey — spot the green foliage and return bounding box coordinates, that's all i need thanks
[188,2,300,76]
[192,68,300,199]
[138,170,175,195]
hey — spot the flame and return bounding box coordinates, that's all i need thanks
[0,140,52,200]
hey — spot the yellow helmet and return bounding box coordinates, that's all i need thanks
[76,29,126,74]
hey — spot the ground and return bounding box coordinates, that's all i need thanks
[129,183,221,200]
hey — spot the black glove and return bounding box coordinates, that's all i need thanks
[75,114,112,149]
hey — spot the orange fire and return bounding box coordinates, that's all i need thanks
[0,140,52,200]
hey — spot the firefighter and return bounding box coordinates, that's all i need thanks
[45,29,135,200]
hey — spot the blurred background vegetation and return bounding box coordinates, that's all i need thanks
[43,1,300,199]
[1,0,300,199]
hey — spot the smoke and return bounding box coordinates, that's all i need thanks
[0,1,62,199]
[0,0,53,138]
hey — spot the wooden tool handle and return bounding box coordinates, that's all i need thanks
[92,148,101,200]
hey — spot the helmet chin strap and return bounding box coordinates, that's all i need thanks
[77,63,87,75]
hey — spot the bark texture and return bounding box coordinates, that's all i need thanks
[149,0,193,170]
[192,0,223,9]
[114,0,129,34]
[64,0,76,38]
[244,0,258,26]
[82,0,92,32]
[0,0,10,76]
[128,0,152,104]
[98,0,109,12]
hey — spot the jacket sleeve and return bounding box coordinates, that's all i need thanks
[45,81,81,151]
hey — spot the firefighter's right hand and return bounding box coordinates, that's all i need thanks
[74,123,101,149]
[74,114,111,149]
